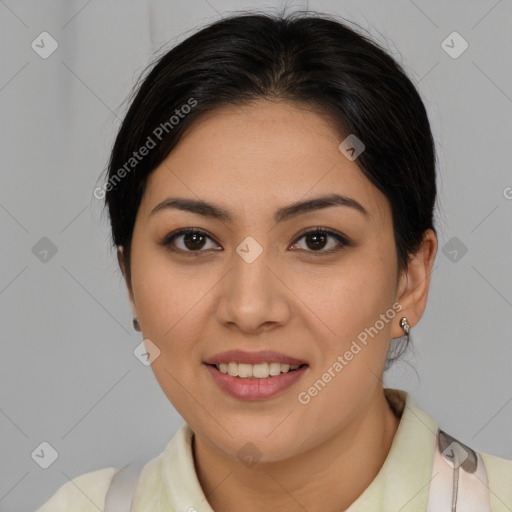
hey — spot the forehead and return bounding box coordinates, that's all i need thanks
[139,99,390,223]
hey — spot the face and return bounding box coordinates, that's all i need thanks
[122,99,409,463]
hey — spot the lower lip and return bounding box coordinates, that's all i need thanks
[204,364,308,401]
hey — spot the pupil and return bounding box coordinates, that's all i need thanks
[306,231,327,250]
[185,233,205,250]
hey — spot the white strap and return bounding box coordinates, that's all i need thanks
[104,456,147,512]
[427,429,492,511]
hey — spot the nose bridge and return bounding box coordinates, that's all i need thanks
[231,239,276,307]
[233,241,272,294]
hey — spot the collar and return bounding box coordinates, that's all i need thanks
[157,388,438,511]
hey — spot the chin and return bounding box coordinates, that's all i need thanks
[215,426,308,464]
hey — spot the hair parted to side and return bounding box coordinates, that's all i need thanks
[102,9,438,367]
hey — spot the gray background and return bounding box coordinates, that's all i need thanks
[1,0,511,510]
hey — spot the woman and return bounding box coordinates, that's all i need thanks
[36,10,512,512]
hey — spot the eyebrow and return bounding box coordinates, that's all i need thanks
[149,193,369,223]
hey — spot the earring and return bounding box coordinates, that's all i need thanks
[399,317,410,342]
[132,316,141,332]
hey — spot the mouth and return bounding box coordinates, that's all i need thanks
[203,362,310,401]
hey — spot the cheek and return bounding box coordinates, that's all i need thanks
[295,253,397,426]
[131,254,212,421]
[132,245,209,334]
[302,242,397,364]
[130,250,217,404]
[323,253,395,320]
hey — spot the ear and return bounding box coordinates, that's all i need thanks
[117,246,136,316]
[391,229,437,338]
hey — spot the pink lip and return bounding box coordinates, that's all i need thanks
[204,349,308,366]
[204,363,308,400]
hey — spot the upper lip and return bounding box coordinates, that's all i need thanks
[204,350,308,366]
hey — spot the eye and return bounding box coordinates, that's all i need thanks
[159,228,221,254]
[159,227,350,256]
[289,228,350,254]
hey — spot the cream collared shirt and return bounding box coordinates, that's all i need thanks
[36,389,512,511]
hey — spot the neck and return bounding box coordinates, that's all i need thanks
[192,387,401,512]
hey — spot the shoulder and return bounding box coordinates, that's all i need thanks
[481,451,512,509]
[35,466,117,512]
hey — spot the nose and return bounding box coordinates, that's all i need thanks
[215,245,291,334]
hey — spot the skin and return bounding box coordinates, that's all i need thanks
[118,99,437,512]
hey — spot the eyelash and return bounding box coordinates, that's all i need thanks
[158,227,350,257]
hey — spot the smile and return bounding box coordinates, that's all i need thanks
[204,363,309,400]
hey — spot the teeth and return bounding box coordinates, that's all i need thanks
[216,362,301,379]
